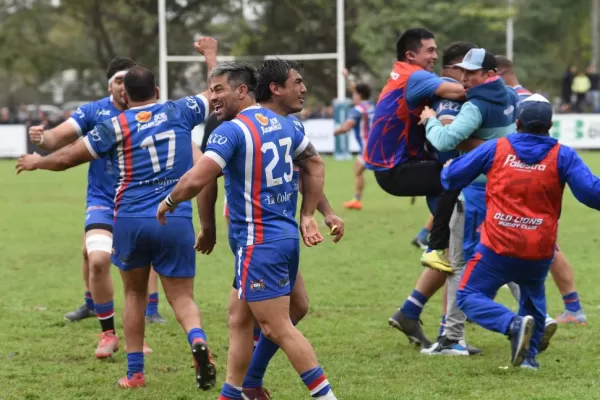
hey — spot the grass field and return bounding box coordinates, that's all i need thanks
[2,154,600,400]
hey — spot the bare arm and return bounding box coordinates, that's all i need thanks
[29,119,80,151]
[17,137,95,174]
[194,36,218,111]
[334,119,356,136]
[169,155,222,205]
[434,82,466,101]
[295,142,325,217]
[192,143,218,230]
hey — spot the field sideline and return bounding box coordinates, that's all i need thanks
[1,154,600,400]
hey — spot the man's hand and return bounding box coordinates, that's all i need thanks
[324,213,344,243]
[156,200,177,225]
[15,153,41,174]
[194,36,218,56]
[194,227,216,255]
[419,106,436,125]
[444,158,453,168]
[300,215,324,247]
[28,125,45,145]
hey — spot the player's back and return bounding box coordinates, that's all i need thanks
[89,95,209,218]
[211,106,307,247]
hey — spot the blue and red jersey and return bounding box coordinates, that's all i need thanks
[69,96,122,208]
[441,133,600,260]
[364,62,444,170]
[83,95,209,218]
[348,100,375,153]
[203,105,309,247]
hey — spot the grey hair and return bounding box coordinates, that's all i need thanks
[209,62,259,93]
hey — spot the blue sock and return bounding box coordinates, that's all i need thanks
[253,327,261,350]
[439,314,446,336]
[84,290,94,311]
[127,352,144,379]
[301,366,332,398]
[563,292,582,312]
[244,321,297,388]
[400,289,429,319]
[145,292,159,316]
[417,227,430,242]
[219,382,242,399]
[187,328,207,346]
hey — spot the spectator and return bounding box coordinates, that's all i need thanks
[562,65,576,107]
[586,65,600,111]
[0,107,13,124]
[572,71,591,112]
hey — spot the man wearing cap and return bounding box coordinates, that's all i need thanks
[418,48,518,353]
[442,94,600,369]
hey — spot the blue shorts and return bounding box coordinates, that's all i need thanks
[462,183,486,262]
[235,239,300,302]
[85,205,114,232]
[112,216,196,278]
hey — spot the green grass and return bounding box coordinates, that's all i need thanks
[1,154,600,400]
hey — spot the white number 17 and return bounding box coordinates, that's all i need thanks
[261,137,293,187]
[140,129,176,173]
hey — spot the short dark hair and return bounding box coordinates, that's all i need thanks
[442,42,478,67]
[209,62,259,94]
[256,59,304,103]
[124,66,156,102]
[106,57,137,81]
[354,83,371,100]
[495,55,513,71]
[396,28,435,61]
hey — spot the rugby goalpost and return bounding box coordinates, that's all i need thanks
[157,0,347,103]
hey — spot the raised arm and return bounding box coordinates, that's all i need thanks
[441,139,497,191]
[29,117,80,151]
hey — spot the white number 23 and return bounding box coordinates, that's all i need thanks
[261,137,293,187]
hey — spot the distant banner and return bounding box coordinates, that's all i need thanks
[550,114,600,148]
[0,125,27,158]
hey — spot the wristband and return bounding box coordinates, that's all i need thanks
[165,194,176,208]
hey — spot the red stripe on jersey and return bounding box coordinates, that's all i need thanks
[238,114,264,245]
[240,245,254,300]
[114,114,133,215]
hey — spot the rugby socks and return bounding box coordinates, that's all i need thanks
[187,327,207,346]
[562,292,582,312]
[301,366,334,398]
[145,292,159,316]
[439,314,446,336]
[126,352,144,379]
[244,321,298,389]
[253,327,261,349]
[219,382,243,399]
[95,300,115,333]
[353,193,362,201]
[417,227,430,243]
[84,290,94,311]
[400,289,429,319]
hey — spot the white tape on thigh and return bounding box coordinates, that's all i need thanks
[86,234,113,254]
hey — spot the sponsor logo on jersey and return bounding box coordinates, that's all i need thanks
[97,109,111,117]
[135,111,152,123]
[88,127,102,141]
[502,154,546,171]
[138,112,167,131]
[255,113,269,126]
[185,96,202,114]
[260,117,282,134]
[207,133,228,145]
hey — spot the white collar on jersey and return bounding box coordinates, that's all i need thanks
[129,103,157,110]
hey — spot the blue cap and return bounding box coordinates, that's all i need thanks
[518,94,553,130]
[453,48,497,71]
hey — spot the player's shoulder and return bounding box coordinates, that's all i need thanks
[441,77,459,84]
[287,114,305,134]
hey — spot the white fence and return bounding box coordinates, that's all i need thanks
[2,114,600,158]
